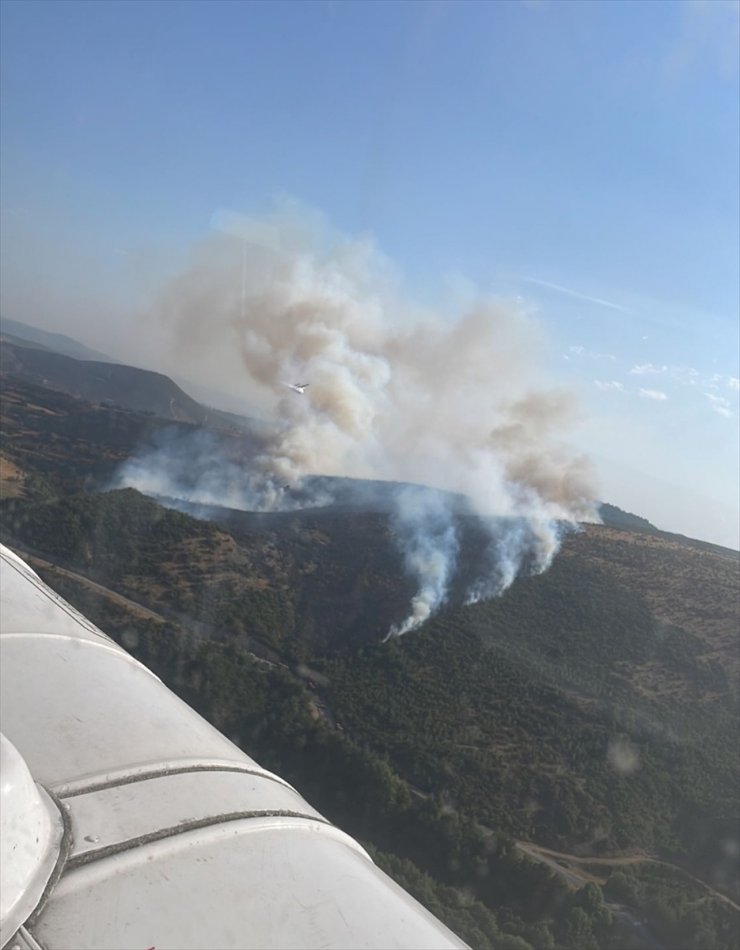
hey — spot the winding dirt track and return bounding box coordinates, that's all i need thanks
[516,841,740,912]
[28,554,168,624]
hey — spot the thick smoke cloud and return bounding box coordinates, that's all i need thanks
[120,205,598,635]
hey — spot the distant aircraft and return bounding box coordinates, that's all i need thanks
[285,382,309,394]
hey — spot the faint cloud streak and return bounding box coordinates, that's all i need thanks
[705,393,733,418]
[630,362,668,375]
[567,345,616,361]
[518,276,631,314]
[630,363,704,386]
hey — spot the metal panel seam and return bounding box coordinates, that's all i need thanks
[59,764,297,799]
[24,788,73,932]
[66,810,336,869]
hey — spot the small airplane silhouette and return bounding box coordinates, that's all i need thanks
[285,382,309,394]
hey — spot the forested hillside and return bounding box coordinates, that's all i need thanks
[1,377,738,950]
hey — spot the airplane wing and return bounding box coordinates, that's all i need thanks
[0,544,468,950]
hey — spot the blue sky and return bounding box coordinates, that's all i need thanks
[1,0,738,546]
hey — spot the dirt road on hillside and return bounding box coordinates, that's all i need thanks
[516,841,740,912]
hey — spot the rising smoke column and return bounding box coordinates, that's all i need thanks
[385,487,459,639]
[464,517,576,605]
[139,203,599,635]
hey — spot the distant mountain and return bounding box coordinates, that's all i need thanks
[1,317,270,435]
[0,339,263,434]
[0,338,209,422]
[0,317,117,363]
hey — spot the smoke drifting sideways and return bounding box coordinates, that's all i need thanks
[116,205,599,637]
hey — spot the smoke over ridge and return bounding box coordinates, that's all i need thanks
[118,205,598,635]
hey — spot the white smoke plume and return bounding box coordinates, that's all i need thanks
[126,203,598,635]
[385,487,459,639]
[113,428,282,513]
[465,517,575,605]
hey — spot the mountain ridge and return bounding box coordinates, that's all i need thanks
[0,316,118,363]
